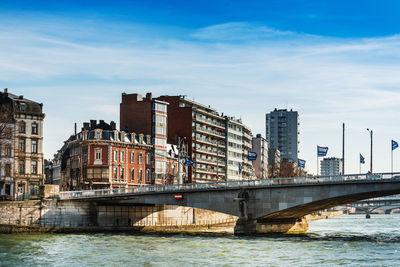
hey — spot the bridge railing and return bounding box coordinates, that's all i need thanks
[59,172,400,200]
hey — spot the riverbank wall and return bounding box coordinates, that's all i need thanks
[0,200,236,234]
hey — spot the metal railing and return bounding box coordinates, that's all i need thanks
[59,172,400,200]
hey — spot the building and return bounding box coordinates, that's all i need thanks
[0,88,45,198]
[120,93,168,184]
[155,95,254,182]
[266,108,299,163]
[321,157,343,176]
[226,117,253,180]
[54,120,153,190]
[268,148,281,178]
[252,134,269,179]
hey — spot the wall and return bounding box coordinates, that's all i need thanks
[0,200,236,232]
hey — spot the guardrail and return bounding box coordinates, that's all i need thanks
[59,172,400,200]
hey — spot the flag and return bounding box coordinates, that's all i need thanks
[298,159,306,168]
[238,163,242,174]
[392,140,399,151]
[184,157,194,167]
[247,151,257,161]
[360,154,365,164]
[317,146,328,157]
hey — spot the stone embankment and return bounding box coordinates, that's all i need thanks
[0,199,236,235]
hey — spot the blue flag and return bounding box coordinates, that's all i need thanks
[298,159,306,168]
[317,146,328,157]
[392,140,398,151]
[184,157,194,167]
[360,154,365,164]
[238,163,242,174]
[248,151,257,161]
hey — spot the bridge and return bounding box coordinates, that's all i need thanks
[59,173,400,234]
[350,195,400,215]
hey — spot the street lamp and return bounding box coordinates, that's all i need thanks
[367,128,373,173]
[177,137,186,184]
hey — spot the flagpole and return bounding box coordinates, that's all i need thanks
[391,143,393,174]
[359,155,361,174]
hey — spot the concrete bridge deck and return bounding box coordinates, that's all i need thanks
[58,173,400,234]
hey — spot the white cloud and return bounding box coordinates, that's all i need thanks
[1,18,400,174]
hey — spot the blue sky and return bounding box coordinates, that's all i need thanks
[1,0,400,175]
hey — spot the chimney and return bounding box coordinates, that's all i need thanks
[90,120,96,129]
[74,123,77,136]
[83,122,90,130]
[146,92,152,100]
[19,95,23,99]
[138,134,144,144]
[110,121,116,130]
[256,134,261,138]
[4,88,7,93]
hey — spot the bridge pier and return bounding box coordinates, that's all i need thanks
[234,217,308,235]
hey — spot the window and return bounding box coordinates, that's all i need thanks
[120,166,125,181]
[19,160,25,174]
[5,164,11,176]
[31,123,38,135]
[19,122,26,133]
[18,183,23,194]
[95,148,101,160]
[19,139,25,152]
[32,139,38,154]
[31,161,37,174]
[130,168,135,181]
[120,151,125,162]
[113,166,118,179]
[96,132,101,140]
[138,169,143,183]
[20,103,25,111]
[113,150,118,162]
[146,169,150,182]
[171,165,176,175]
[146,153,150,164]
[139,152,143,164]
[130,151,135,163]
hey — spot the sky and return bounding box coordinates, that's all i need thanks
[1,0,400,175]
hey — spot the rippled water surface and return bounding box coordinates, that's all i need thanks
[1,214,400,266]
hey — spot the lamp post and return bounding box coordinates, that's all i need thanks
[177,137,186,184]
[367,128,373,173]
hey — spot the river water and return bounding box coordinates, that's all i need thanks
[1,214,400,266]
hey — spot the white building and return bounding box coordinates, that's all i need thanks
[226,118,253,180]
[321,157,343,176]
[251,134,268,179]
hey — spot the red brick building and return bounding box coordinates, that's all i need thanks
[120,93,169,184]
[60,120,152,190]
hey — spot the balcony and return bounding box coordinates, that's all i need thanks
[195,156,226,166]
[193,136,226,148]
[194,146,226,157]
[195,126,225,138]
[194,115,225,129]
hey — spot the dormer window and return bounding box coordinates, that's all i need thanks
[96,132,101,140]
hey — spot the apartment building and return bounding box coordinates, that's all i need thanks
[321,157,343,176]
[120,93,168,184]
[0,89,45,198]
[266,108,299,163]
[55,120,152,190]
[251,134,269,179]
